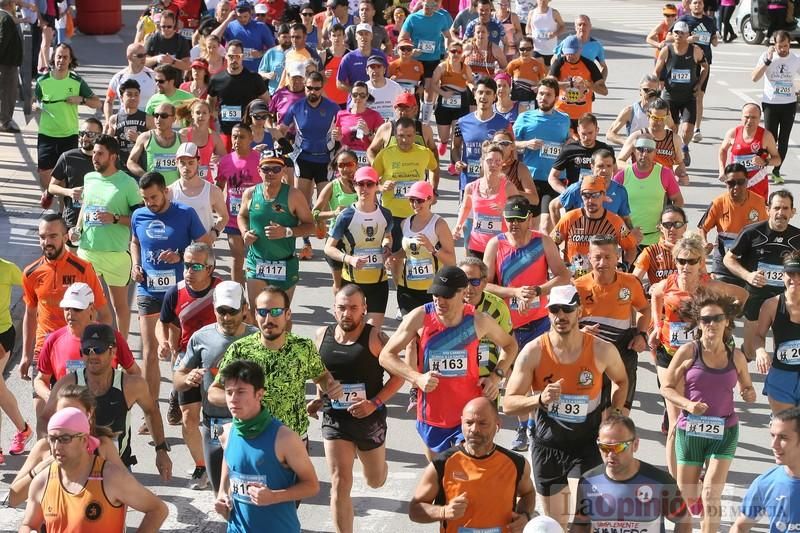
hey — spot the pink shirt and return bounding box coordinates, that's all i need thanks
[468,178,509,253]
[37,326,135,381]
[216,150,262,229]
[335,108,385,152]
[612,164,680,197]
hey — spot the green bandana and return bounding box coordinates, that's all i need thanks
[232,407,273,439]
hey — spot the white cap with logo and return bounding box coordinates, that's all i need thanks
[176,142,199,159]
[214,281,246,310]
[59,282,95,309]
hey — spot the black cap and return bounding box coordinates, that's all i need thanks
[504,196,531,218]
[785,259,800,273]
[81,324,116,353]
[427,266,469,298]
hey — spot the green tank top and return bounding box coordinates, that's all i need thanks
[623,163,665,246]
[387,119,426,148]
[249,182,298,261]
[328,179,357,233]
[145,132,181,186]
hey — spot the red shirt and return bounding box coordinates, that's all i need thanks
[37,325,136,382]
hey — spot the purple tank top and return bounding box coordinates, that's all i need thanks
[677,341,739,429]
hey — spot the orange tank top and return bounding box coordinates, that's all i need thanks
[41,456,126,533]
[440,61,470,90]
[533,333,602,407]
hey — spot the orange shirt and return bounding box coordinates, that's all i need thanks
[699,191,768,256]
[533,332,603,405]
[506,56,547,86]
[551,56,602,120]
[574,271,648,345]
[389,57,424,84]
[634,241,677,285]
[551,208,637,276]
[42,456,126,533]
[22,251,108,352]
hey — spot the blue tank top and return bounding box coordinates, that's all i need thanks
[225,418,300,533]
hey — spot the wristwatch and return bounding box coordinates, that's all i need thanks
[155,441,171,452]
[532,285,542,297]
[492,367,506,379]
[113,214,120,224]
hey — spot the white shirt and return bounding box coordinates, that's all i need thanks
[107,67,159,113]
[758,50,800,105]
[366,79,405,120]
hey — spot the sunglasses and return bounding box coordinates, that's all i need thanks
[648,114,666,121]
[518,47,532,52]
[81,345,111,356]
[726,178,747,188]
[155,79,168,84]
[216,306,242,316]
[449,49,462,54]
[597,440,633,454]
[665,13,677,17]
[399,46,413,52]
[337,161,356,169]
[355,181,377,187]
[130,53,147,59]
[635,147,655,153]
[152,112,173,119]
[301,11,314,15]
[185,262,209,271]
[226,53,244,59]
[699,313,726,324]
[160,25,174,29]
[548,304,577,314]
[505,215,529,222]
[409,197,427,204]
[251,113,268,120]
[78,130,99,137]
[256,307,287,317]
[351,92,368,98]
[260,165,284,174]
[676,257,701,266]
[467,277,483,286]
[306,86,323,92]
[660,221,685,230]
[48,433,85,445]
[581,191,604,199]
[495,140,514,147]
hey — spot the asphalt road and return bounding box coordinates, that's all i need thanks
[1,1,799,531]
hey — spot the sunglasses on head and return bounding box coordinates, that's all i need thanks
[152,112,172,119]
[48,433,85,445]
[597,440,633,454]
[699,313,726,324]
[251,113,268,120]
[81,345,111,356]
[260,165,284,174]
[660,221,685,230]
[726,178,747,188]
[184,262,208,271]
[256,307,287,317]
[676,257,701,266]
[216,306,242,316]
[549,304,577,314]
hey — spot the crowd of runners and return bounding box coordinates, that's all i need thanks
[2,0,800,531]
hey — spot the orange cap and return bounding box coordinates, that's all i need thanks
[580,175,606,193]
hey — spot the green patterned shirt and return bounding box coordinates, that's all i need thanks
[216,332,326,436]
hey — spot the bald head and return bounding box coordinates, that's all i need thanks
[463,397,498,420]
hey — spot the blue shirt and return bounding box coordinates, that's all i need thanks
[559,178,631,217]
[131,202,207,299]
[454,112,510,190]
[680,14,717,63]
[741,465,800,532]
[336,48,388,87]
[259,46,287,95]
[224,20,276,72]
[400,9,453,62]
[512,108,570,181]
[554,35,606,64]
[464,18,505,45]
[281,97,340,163]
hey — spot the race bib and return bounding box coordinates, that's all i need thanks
[65,359,85,373]
[354,246,383,269]
[694,31,711,45]
[668,321,694,347]
[407,257,434,281]
[146,269,176,293]
[776,339,800,365]
[775,81,794,95]
[208,417,230,445]
[458,528,501,533]
[419,40,436,54]
[354,151,369,166]
[199,165,209,181]
[474,213,502,235]
[220,105,242,122]
[230,196,242,216]
[229,472,268,503]
[243,48,257,60]
[399,81,418,93]
[331,383,367,409]
[758,261,784,287]
[547,394,589,423]
[477,342,490,368]
[467,162,481,176]
[84,206,108,227]
[153,154,177,172]
[429,349,468,377]
[540,142,561,159]
[394,180,415,197]
[685,414,725,440]
[180,28,194,40]
[733,153,759,171]
[442,94,462,108]
[535,29,550,39]
[670,68,691,84]
[254,260,287,281]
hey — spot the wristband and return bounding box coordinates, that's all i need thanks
[285,227,294,238]
[638,331,648,342]
[764,58,772,66]
[371,397,384,409]
[312,209,321,222]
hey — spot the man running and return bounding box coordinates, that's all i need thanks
[104,79,153,175]
[605,74,663,146]
[547,112,614,194]
[127,102,182,185]
[503,284,628,529]
[366,93,438,167]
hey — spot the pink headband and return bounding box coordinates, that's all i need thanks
[494,72,512,84]
[48,407,100,454]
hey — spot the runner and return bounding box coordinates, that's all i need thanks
[724,190,800,359]
[104,80,154,176]
[699,163,768,286]
[324,167,393,329]
[554,15,608,79]
[210,3,275,74]
[174,281,259,494]
[493,130,538,207]
[547,112,615,194]
[464,23,507,80]
[143,64,193,115]
[431,41,473,171]
[214,360,319,531]
[497,0,522,60]
[258,23,291,96]
[331,81,384,168]
[336,24,388,92]
[320,24,349,108]
[127,102,182,185]
[19,407,168,533]
[572,414,692,533]
[365,56,404,120]
[238,150,314,306]
[169,141,229,234]
[503,284,629,529]
[605,74,664,146]
[718,102,781,201]
[549,35,607,131]
[345,0,391,51]
[493,73,525,123]
[0,255,26,461]
[633,205,686,287]
[646,4,679,56]
[408,397,535,532]
[366,93,438,169]
[505,38,546,108]
[754,252,800,413]
[389,39,424,98]
[525,0,565,67]
[379,265,518,460]
[144,9,191,70]
[177,99,227,182]
[650,232,748,475]
[661,290,755,531]
[309,285,404,533]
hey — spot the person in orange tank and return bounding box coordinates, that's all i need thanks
[549,35,607,132]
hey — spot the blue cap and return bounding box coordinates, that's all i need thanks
[236,1,252,11]
[561,35,582,55]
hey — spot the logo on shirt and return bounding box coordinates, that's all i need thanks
[578,368,594,387]
[145,219,168,240]
[749,209,759,221]
[750,141,762,153]
[62,274,76,287]
[636,485,653,503]
[452,470,469,481]
[363,224,377,242]
[85,501,103,521]
[618,287,631,302]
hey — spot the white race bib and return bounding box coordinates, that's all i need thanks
[733,153,760,171]
[394,180,415,197]
[254,260,287,281]
[668,321,694,347]
[65,359,85,373]
[199,165,209,180]
[419,40,436,54]
[474,213,502,235]
[243,48,257,60]
[146,269,176,293]
[777,339,800,365]
[758,261,784,287]
[694,31,711,45]
[180,28,194,40]
[84,206,108,227]
[407,257,434,281]
[442,94,462,108]
[548,394,589,423]
[331,383,367,409]
[670,68,691,84]
[775,81,794,95]
[429,349,468,377]
[354,246,383,269]
[220,105,242,122]
[230,196,242,216]
[477,342,491,368]
[540,142,561,159]
[685,414,725,440]
[229,472,268,503]
[153,154,177,172]
[467,162,481,176]
[354,150,369,166]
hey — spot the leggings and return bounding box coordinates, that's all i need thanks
[767,7,788,39]
[719,5,737,40]
[764,100,796,173]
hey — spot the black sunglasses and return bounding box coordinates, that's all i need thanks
[155,79,168,84]
[152,112,173,119]
[216,306,242,316]
[81,345,111,356]
[548,304,578,314]
[676,257,701,266]
[699,314,726,324]
[726,178,747,188]
[305,85,323,92]
[660,221,685,230]
[260,165,284,174]
[251,113,268,120]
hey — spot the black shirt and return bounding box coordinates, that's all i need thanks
[729,220,800,296]
[52,148,95,228]
[144,31,191,60]
[208,69,268,135]
[0,10,22,67]
[551,140,615,186]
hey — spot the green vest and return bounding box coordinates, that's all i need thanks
[327,179,357,233]
[145,132,181,186]
[248,183,298,261]
[623,163,665,246]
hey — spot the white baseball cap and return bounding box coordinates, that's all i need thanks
[356,22,372,33]
[546,285,580,309]
[59,282,95,309]
[214,281,246,310]
[176,142,199,159]
[254,3,268,14]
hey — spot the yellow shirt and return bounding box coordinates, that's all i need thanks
[0,258,22,334]
[373,144,437,219]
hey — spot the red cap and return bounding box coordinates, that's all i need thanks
[190,59,209,71]
[394,92,416,107]
[354,167,379,184]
